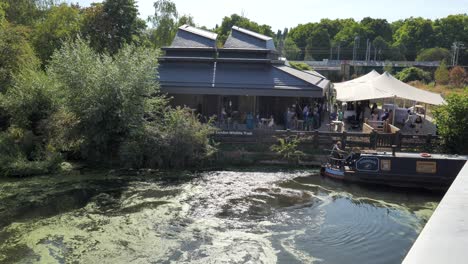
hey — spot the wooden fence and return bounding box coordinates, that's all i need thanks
[212,130,440,152]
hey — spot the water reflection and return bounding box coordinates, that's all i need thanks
[0,169,440,263]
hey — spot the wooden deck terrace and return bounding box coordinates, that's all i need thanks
[212,129,441,153]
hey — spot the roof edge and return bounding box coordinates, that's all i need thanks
[179,24,218,40]
[232,26,272,41]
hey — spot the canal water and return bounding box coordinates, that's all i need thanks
[0,169,441,264]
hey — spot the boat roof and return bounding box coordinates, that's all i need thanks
[361,152,468,161]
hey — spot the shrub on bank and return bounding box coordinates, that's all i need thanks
[0,128,62,177]
[433,92,468,154]
[395,67,432,83]
[0,38,217,175]
[119,107,217,169]
[270,136,304,164]
[449,66,467,87]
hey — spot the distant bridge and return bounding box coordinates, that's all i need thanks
[294,60,442,71]
[290,60,445,81]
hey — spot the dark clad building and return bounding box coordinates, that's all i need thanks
[158,25,331,127]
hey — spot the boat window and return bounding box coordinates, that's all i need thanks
[381,160,391,171]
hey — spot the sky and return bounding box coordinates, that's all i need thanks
[72,0,468,31]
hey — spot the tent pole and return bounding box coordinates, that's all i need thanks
[392,96,396,126]
[424,103,427,120]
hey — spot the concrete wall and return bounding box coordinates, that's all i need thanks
[403,162,468,264]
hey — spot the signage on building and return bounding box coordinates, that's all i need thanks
[356,157,380,172]
[215,131,254,136]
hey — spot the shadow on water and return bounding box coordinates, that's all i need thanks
[0,178,135,230]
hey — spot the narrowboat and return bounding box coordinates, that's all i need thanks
[320,148,467,191]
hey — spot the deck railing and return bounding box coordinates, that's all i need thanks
[212,129,440,152]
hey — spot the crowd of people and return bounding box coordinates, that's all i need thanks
[329,101,395,125]
[213,100,326,130]
[285,100,324,130]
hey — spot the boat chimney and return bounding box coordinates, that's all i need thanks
[391,145,397,157]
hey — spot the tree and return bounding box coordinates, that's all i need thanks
[215,14,274,45]
[102,0,146,54]
[0,2,6,26]
[177,14,194,27]
[333,20,370,60]
[433,14,468,65]
[47,38,160,161]
[304,27,331,61]
[283,37,301,60]
[372,36,389,60]
[434,61,449,85]
[449,66,466,87]
[395,67,432,83]
[393,17,435,60]
[82,0,146,54]
[282,27,288,39]
[148,0,178,48]
[0,23,40,91]
[287,23,315,51]
[433,15,468,49]
[416,47,451,62]
[3,0,40,26]
[433,92,468,154]
[388,42,406,60]
[1,67,57,130]
[32,3,82,64]
[360,17,392,42]
[318,18,343,40]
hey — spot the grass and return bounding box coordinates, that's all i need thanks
[408,81,467,97]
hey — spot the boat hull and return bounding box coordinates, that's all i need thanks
[320,153,467,191]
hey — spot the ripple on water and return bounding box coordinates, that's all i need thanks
[0,170,440,264]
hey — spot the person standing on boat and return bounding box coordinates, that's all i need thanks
[332,141,346,155]
[331,141,348,167]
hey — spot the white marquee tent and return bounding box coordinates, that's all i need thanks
[334,71,445,106]
[333,69,381,89]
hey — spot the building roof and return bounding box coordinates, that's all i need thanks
[169,25,217,48]
[158,61,327,97]
[159,25,330,98]
[224,26,276,50]
[275,65,330,90]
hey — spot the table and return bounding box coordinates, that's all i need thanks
[260,118,272,128]
[330,120,344,132]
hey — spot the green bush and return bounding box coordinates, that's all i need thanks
[1,68,57,130]
[270,136,304,164]
[416,47,451,62]
[433,92,468,154]
[0,128,62,177]
[1,37,218,172]
[119,107,217,169]
[289,61,313,71]
[47,37,162,162]
[449,66,467,87]
[434,61,449,85]
[395,67,432,83]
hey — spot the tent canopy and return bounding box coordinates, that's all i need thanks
[334,69,380,89]
[335,71,445,105]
